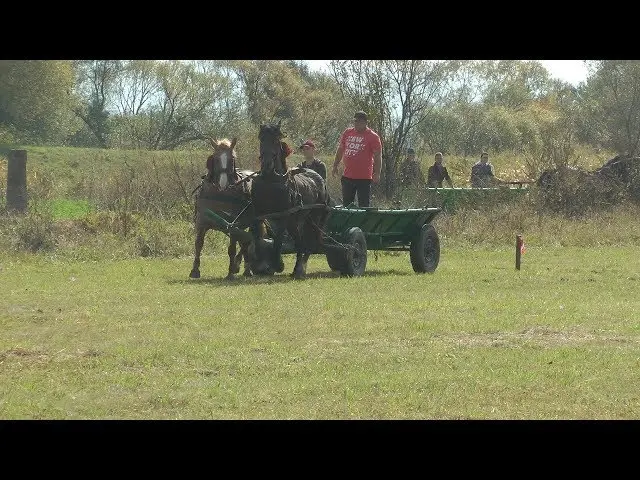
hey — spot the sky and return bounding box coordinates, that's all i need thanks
[305,60,590,86]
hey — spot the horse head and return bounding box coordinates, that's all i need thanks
[258,121,291,180]
[206,137,238,190]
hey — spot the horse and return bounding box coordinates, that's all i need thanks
[190,137,262,280]
[250,121,330,280]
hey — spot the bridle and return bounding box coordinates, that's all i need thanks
[258,128,288,181]
[207,138,240,191]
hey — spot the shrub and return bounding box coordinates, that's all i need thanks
[2,211,56,252]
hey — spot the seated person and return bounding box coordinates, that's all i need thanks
[400,147,425,187]
[427,152,454,188]
[295,140,327,180]
[470,152,500,187]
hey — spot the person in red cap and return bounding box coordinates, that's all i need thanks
[332,110,382,207]
[296,139,327,180]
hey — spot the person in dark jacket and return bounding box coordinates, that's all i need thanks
[296,139,327,180]
[400,147,426,187]
[470,152,499,187]
[427,152,454,188]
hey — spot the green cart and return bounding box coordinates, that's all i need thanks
[205,204,442,277]
[423,184,530,212]
[317,205,442,276]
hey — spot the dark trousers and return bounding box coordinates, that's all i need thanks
[341,176,372,207]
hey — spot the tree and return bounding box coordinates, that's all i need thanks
[0,60,76,143]
[71,60,123,148]
[229,60,306,126]
[579,60,640,156]
[330,60,460,197]
[226,60,350,157]
[137,61,227,150]
[478,60,553,110]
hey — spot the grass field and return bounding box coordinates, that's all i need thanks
[1,143,639,419]
[2,246,639,419]
[1,142,618,210]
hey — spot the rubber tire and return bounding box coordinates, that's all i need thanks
[339,227,367,277]
[410,224,440,273]
[325,248,344,271]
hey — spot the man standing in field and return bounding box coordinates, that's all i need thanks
[332,110,382,207]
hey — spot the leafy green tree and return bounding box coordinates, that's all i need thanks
[478,60,554,110]
[108,60,244,150]
[0,60,76,143]
[579,60,640,156]
[71,60,123,148]
[225,60,350,157]
[330,60,461,197]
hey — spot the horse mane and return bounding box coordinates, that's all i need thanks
[280,141,292,172]
[212,138,237,156]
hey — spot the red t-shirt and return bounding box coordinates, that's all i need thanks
[339,127,382,180]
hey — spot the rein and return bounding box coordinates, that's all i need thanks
[192,171,258,197]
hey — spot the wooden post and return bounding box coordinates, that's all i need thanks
[516,234,522,270]
[7,149,28,213]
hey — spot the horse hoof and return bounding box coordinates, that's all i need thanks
[225,274,236,281]
[292,272,306,280]
[189,270,200,279]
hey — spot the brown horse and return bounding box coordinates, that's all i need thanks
[190,137,261,280]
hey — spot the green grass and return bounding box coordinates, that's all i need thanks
[47,199,94,220]
[1,143,617,204]
[1,246,639,419]
[1,142,638,419]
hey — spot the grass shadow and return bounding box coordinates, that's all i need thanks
[167,268,414,286]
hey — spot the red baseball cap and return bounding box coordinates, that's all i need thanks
[299,140,315,149]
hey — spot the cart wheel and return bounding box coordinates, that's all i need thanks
[340,227,367,277]
[410,224,440,273]
[325,248,344,271]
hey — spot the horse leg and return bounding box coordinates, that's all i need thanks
[231,234,243,273]
[190,227,206,279]
[264,219,284,274]
[291,237,311,280]
[240,239,253,277]
[273,230,285,274]
[292,244,311,280]
[226,236,240,280]
[290,217,309,280]
[250,219,270,274]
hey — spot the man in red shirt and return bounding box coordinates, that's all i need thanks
[331,110,382,207]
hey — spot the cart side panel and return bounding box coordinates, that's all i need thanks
[325,207,441,249]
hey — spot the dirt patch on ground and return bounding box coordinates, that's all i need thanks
[434,326,639,348]
[0,347,102,364]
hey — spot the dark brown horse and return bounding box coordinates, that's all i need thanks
[190,137,260,280]
[250,122,330,279]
